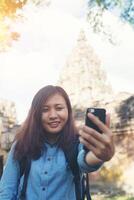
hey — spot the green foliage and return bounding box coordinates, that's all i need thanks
[94,0,122,9]
[105,196,134,200]
[88,0,134,44]
[28,0,44,5]
[89,0,134,25]
[93,193,134,200]
[87,6,119,45]
[116,96,134,125]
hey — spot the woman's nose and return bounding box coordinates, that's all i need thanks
[49,109,58,118]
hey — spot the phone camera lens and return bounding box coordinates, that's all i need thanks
[90,108,94,113]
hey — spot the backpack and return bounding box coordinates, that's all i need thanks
[19,138,92,200]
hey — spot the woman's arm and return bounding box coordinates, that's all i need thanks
[0,144,20,200]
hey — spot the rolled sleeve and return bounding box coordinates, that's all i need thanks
[0,143,20,200]
[77,144,103,173]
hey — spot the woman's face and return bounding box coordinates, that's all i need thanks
[41,93,68,134]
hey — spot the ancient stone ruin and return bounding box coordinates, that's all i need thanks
[58,30,112,110]
[0,99,18,176]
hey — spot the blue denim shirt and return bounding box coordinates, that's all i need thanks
[0,142,101,200]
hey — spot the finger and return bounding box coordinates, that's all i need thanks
[79,137,103,158]
[87,113,111,134]
[79,130,105,149]
[79,136,99,152]
[82,125,114,146]
[82,125,107,144]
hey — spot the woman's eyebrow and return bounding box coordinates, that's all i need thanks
[43,103,65,107]
[55,103,65,106]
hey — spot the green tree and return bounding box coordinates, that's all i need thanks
[87,0,134,44]
[88,0,134,26]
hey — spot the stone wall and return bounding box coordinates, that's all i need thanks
[0,99,18,165]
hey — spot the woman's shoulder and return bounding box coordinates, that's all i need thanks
[5,141,18,162]
[9,141,17,153]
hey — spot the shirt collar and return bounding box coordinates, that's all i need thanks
[44,133,62,147]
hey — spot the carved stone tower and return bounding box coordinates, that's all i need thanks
[58,30,112,109]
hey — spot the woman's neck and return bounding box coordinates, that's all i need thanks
[45,132,61,144]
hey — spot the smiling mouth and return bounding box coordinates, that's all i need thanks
[48,122,60,128]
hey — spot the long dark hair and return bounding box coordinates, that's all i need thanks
[14,85,78,161]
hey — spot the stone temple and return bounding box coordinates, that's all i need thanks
[58,30,112,110]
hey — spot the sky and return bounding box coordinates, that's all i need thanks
[0,0,134,123]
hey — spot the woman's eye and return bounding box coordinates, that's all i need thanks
[42,108,48,112]
[56,107,63,110]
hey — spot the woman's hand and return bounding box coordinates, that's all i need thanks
[79,113,115,163]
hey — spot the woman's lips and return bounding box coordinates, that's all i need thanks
[48,122,60,128]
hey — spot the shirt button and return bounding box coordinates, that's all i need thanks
[47,157,51,161]
[42,187,45,191]
[44,171,48,174]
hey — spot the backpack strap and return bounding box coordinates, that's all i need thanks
[63,137,81,200]
[19,157,31,200]
[81,173,92,200]
[63,137,92,200]
[86,173,92,200]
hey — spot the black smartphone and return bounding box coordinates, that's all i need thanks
[85,108,106,133]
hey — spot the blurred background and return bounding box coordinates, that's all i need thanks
[0,0,134,199]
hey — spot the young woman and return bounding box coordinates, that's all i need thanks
[0,85,115,200]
